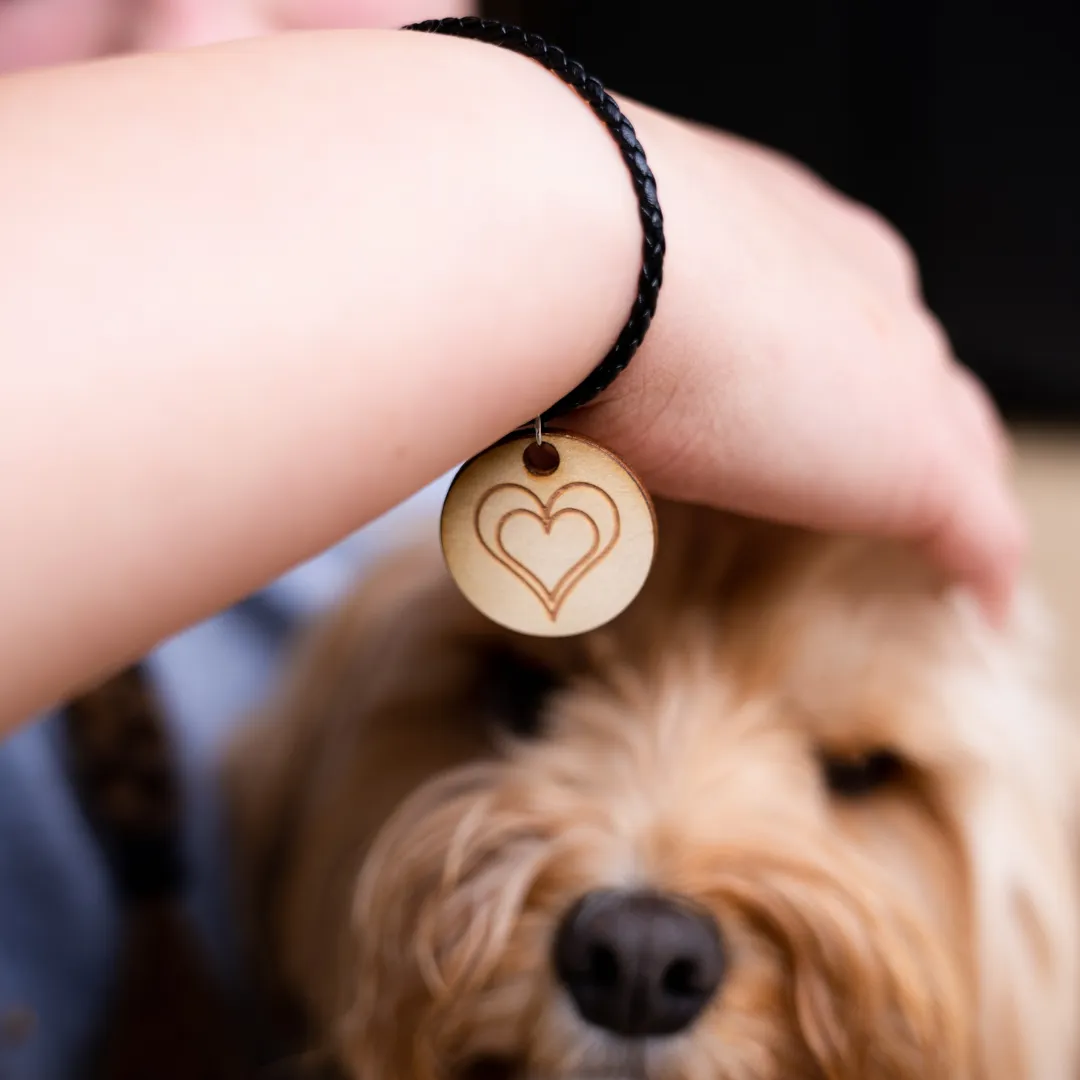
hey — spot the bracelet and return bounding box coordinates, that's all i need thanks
[403,16,665,422]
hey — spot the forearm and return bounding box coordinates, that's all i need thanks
[0,28,642,727]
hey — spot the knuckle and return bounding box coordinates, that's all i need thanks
[911,310,955,364]
[847,203,922,295]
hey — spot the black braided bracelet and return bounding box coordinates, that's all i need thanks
[403,16,665,423]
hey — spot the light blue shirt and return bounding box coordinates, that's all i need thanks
[0,476,452,1080]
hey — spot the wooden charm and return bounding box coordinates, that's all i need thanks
[440,430,657,637]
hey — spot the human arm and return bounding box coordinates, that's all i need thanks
[0,28,1022,731]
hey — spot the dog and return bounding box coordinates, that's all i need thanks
[223,498,1080,1080]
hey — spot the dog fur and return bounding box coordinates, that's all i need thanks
[223,499,1080,1080]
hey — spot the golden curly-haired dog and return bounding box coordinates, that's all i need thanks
[224,499,1080,1080]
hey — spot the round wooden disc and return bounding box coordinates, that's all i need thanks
[440,430,657,637]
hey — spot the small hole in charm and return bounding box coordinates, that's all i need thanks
[523,441,560,476]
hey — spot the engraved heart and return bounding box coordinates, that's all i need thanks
[474,482,621,619]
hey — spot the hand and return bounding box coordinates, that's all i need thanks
[571,103,1023,622]
[0,32,1022,729]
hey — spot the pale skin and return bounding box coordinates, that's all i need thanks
[0,5,1024,732]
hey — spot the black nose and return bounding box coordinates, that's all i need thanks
[553,889,725,1038]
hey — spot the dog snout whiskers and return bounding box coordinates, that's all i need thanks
[553,889,725,1039]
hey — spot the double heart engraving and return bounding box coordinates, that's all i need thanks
[474,482,622,620]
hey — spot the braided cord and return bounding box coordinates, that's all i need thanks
[403,16,665,422]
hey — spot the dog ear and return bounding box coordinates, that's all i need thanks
[959,747,1080,1080]
[943,587,1080,1080]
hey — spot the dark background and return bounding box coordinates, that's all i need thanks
[485,1,1079,421]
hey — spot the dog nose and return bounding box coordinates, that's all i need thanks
[553,889,724,1038]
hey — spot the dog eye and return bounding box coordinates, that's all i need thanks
[478,647,561,739]
[820,748,904,798]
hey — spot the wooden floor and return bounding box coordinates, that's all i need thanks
[1012,426,1080,706]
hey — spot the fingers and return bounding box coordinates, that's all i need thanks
[890,293,1024,622]
[585,118,1029,625]
[918,467,1027,627]
[916,366,1027,625]
[947,360,1012,472]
